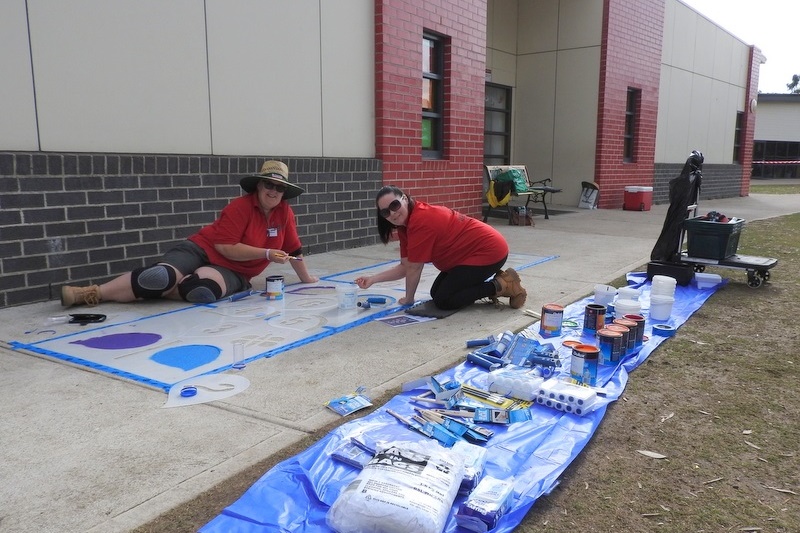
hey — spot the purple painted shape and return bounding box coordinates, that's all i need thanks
[70,332,162,350]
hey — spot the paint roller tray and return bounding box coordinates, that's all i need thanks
[694,272,722,289]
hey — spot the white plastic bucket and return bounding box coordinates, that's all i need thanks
[613,298,641,317]
[651,275,677,297]
[617,286,641,301]
[594,284,616,306]
[336,284,358,309]
[649,294,674,321]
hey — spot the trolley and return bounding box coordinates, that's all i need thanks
[677,205,778,289]
[649,150,778,289]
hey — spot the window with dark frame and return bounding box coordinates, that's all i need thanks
[733,112,744,163]
[623,88,640,163]
[484,83,512,166]
[422,33,444,159]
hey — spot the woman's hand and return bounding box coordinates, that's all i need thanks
[354,276,373,289]
[269,250,291,264]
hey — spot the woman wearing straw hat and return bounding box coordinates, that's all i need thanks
[61,160,319,307]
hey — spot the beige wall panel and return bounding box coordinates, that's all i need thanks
[692,17,716,77]
[0,0,38,150]
[517,0,558,54]
[28,0,211,154]
[552,47,600,200]
[729,44,751,90]
[655,68,672,161]
[489,0,519,54]
[487,49,518,87]
[687,75,713,155]
[557,0,603,49]
[659,67,694,160]
[668,3,697,72]
[755,102,800,142]
[320,1,374,157]
[661,0,676,65]
[207,0,322,156]
[704,80,733,161]
[513,53,557,178]
[711,29,734,84]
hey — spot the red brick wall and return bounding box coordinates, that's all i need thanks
[375,0,487,217]
[740,46,765,197]
[594,0,665,209]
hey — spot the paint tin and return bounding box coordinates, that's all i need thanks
[613,318,637,353]
[623,314,646,347]
[539,304,564,337]
[570,344,599,386]
[583,304,606,333]
[597,328,624,365]
[606,323,631,356]
[265,275,284,300]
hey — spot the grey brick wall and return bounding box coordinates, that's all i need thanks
[653,163,744,205]
[0,152,383,308]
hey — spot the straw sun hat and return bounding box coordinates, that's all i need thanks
[240,160,304,200]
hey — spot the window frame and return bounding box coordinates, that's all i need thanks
[484,83,512,166]
[422,32,445,159]
[623,88,640,163]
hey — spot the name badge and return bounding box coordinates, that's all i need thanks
[268,227,278,237]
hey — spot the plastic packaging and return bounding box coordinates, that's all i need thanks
[455,476,515,532]
[326,441,464,533]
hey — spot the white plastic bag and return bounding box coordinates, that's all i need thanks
[326,441,464,533]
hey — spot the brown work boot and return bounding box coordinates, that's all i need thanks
[494,268,527,309]
[61,285,102,307]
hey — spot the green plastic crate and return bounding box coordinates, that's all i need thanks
[684,216,744,260]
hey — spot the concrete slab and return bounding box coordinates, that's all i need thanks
[1,192,797,533]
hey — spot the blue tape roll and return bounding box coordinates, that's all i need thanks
[652,324,676,337]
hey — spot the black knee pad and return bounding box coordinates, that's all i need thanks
[131,265,176,299]
[177,274,222,303]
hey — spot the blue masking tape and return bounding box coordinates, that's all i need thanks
[652,324,676,337]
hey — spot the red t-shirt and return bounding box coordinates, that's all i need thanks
[189,194,301,279]
[398,201,509,272]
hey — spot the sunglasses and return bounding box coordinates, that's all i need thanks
[260,181,286,194]
[379,197,404,218]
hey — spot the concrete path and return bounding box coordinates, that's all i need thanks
[1,190,798,533]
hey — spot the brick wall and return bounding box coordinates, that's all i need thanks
[594,0,665,209]
[740,46,766,196]
[0,152,382,307]
[375,0,487,217]
[653,163,744,205]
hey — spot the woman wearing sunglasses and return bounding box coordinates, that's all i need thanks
[354,185,527,310]
[61,160,319,307]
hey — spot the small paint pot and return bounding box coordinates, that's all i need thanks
[570,344,599,386]
[583,304,606,333]
[623,314,646,346]
[539,304,564,337]
[265,275,284,300]
[597,328,624,365]
[613,318,637,354]
[606,323,631,356]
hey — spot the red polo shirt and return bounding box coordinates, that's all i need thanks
[398,201,508,272]
[189,194,301,279]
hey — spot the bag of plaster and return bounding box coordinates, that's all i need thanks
[326,440,464,533]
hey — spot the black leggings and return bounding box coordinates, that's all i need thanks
[429,256,507,310]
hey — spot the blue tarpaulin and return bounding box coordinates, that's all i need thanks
[201,273,722,532]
